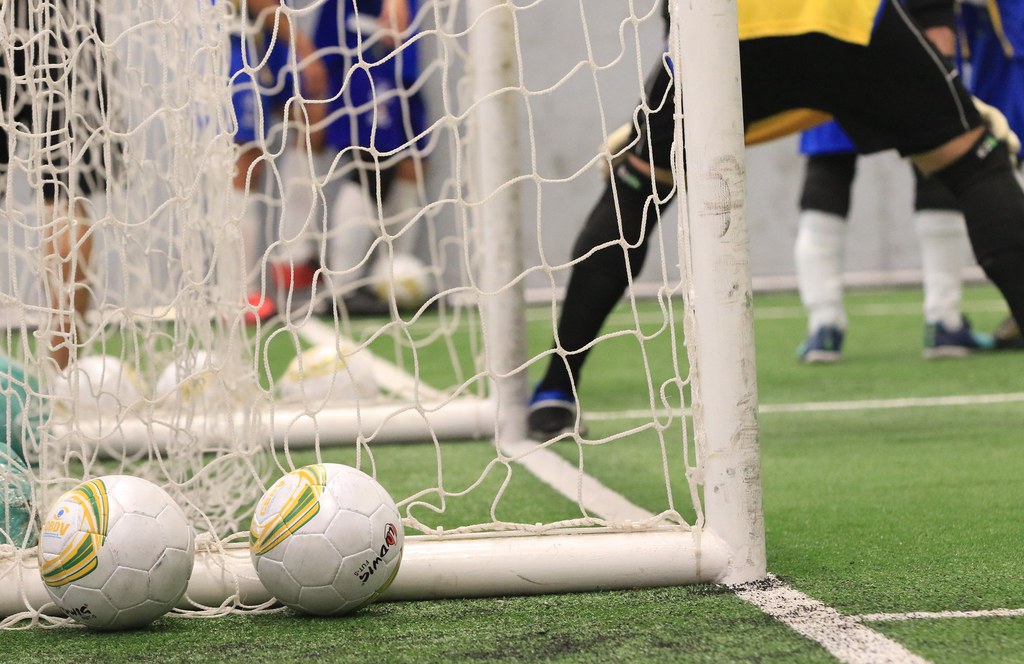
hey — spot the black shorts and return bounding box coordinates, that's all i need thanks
[633,0,982,171]
[0,6,118,202]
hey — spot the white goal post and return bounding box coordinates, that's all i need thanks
[0,0,764,625]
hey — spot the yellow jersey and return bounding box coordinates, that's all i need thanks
[738,0,884,46]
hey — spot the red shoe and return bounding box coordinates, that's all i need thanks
[244,290,277,325]
[271,260,317,291]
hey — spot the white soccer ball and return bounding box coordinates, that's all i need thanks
[51,355,143,413]
[154,350,219,405]
[371,253,434,309]
[38,475,195,630]
[249,463,404,616]
[277,344,379,403]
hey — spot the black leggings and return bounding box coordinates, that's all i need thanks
[799,153,960,217]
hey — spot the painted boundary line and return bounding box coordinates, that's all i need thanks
[585,391,1024,422]
[734,575,929,664]
[508,434,931,663]
[857,608,1024,622]
[523,295,1008,325]
[297,314,1017,662]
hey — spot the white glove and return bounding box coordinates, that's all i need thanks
[974,96,1022,163]
[598,121,636,175]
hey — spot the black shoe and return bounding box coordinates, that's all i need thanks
[527,387,585,441]
[993,316,1024,350]
[341,287,391,317]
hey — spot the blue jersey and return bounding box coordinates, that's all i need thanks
[798,0,957,158]
[315,0,426,153]
[229,33,266,144]
[959,1,1024,159]
[798,120,858,156]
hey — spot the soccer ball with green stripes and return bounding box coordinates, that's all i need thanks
[38,475,195,630]
[249,463,404,616]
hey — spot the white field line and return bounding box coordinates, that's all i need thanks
[749,298,1007,321]
[734,576,930,664]
[299,308,1017,663]
[857,608,1024,622]
[297,317,448,403]
[585,392,1024,422]
[524,296,1008,325]
[508,434,932,663]
[499,438,655,523]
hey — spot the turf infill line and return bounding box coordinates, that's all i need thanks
[857,608,1024,622]
[735,575,930,664]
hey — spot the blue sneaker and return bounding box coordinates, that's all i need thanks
[797,326,844,363]
[923,316,994,359]
[0,442,35,548]
[527,387,585,441]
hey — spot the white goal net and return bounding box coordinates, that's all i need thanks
[0,0,763,626]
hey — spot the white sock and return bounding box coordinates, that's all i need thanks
[327,181,378,293]
[915,209,969,330]
[274,147,320,265]
[794,210,847,332]
[234,188,264,292]
[383,176,423,256]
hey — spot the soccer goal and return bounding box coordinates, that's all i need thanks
[0,0,764,625]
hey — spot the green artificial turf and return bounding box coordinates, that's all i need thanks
[4,284,1024,662]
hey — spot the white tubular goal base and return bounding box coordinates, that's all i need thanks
[0,528,732,618]
[42,396,497,456]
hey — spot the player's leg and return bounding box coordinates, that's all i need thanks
[36,38,101,372]
[0,58,36,547]
[325,157,397,316]
[386,89,431,258]
[794,150,856,363]
[911,171,994,358]
[235,143,273,324]
[385,156,425,257]
[860,2,1024,334]
[228,35,273,324]
[266,97,329,317]
[42,198,93,372]
[742,0,1024,344]
[527,61,675,440]
[262,22,322,308]
[270,135,322,296]
[324,56,418,317]
[963,15,1024,350]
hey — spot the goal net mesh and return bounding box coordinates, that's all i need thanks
[1,0,761,626]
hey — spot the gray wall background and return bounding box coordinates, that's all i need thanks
[411,0,957,298]
[2,0,960,326]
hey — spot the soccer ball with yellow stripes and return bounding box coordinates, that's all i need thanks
[249,463,404,616]
[38,475,195,630]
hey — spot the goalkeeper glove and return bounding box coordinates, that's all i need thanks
[598,121,636,175]
[974,96,1022,164]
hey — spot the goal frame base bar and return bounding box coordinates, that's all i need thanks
[0,528,737,618]
[40,396,497,458]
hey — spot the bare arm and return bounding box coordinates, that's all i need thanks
[924,26,956,57]
[378,0,412,48]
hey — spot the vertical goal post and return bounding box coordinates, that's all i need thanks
[0,0,765,624]
[672,0,766,583]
